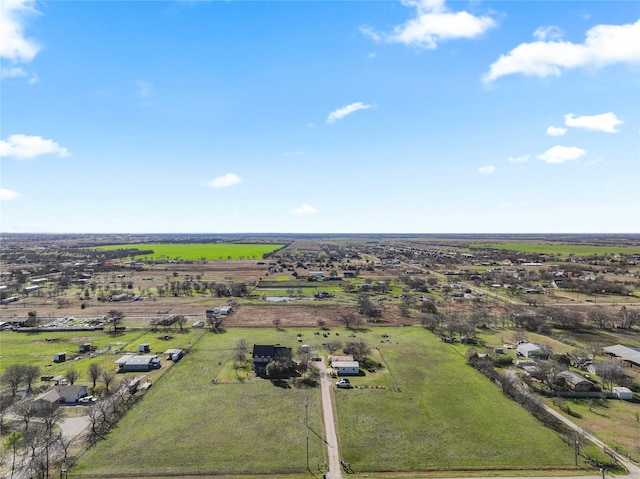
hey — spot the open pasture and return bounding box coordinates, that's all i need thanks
[334,327,577,472]
[470,243,640,257]
[91,243,284,261]
[71,329,326,478]
[72,326,578,477]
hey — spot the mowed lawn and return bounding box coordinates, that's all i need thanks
[334,327,576,472]
[72,330,326,477]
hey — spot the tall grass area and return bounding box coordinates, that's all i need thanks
[335,327,576,472]
[71,330,325,477]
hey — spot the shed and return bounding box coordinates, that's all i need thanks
[164,348,184,361]
[557,371,594,392]
[331,360,360,376]
[138,343,150,353]
[613,387,633,400]
[53,352,66,363]
[517,343,549,359]
[79,343,91,353]
[115,354,161,372]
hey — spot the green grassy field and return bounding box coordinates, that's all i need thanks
[0,329,202,381]
[71,330,325,477]
[470,243,640,256]
[69,326,578,477]
[91,243,284,260]
[334,327,576,472]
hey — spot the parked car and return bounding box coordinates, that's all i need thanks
[78,396,95,404]
[336,378,352,389]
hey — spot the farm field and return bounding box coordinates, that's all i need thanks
[72,326,579,477]
[469,243,640,257]
[91,243,285,261]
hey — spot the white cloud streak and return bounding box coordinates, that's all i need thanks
[0,134,70,159]
[564,112,623,133]
[326,102,373,124]
[484,19,640,83]
[0,0,40,63]
[292,203,318,216]
[546,126,567,136]
[508,155,530,163]
[537,145,586,164]
[361,0,496,49]
[206,173,242,189]
[478,165,495,174]
[0,188,20,201]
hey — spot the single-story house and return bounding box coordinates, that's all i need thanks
[329,355,354,363]
[32,385,88,410]
[612,386,634,400]
[331,360,360,376]
[252,344,293,375]
[517,342,549,359]
[115,354,161,372]
[557,371,594,392]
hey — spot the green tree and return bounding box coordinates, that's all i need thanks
[3,430,23,479]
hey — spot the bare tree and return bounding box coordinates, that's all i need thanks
[2,365,24,397]
[22,365,40,393]
[106,309,124,332]
[87,363,103,389]
[101,370,116,394]
[65,368,80,385]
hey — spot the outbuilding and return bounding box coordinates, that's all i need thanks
[115,354,161,372]
[53,352,66,363]
[613,386,633,400]
[516,343,549,359]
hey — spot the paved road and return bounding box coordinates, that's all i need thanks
[317,360,342,479]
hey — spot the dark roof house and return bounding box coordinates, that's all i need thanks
[252,344,293,376]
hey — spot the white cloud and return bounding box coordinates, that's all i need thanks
[0,0,40,63]
[137,80,153,98]
[0,188,20,201]
[546,126,567,136]
[533,26,564,41]
[564,112,623,133]
[508,155,530,163]
[361,0,496,49]
[478,165,495,174]
[537,145,586,164]
[206,173,241,189]
[292,203,318,216]
[484,19,640,83]
[0,134,70,159]
[326,102,373,124]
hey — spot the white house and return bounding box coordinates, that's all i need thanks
[331,360,360,376]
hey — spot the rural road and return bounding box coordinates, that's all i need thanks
[318,360,343,479]
[313,364,639,479]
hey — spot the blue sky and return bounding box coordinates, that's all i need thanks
[1,0,639,234]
